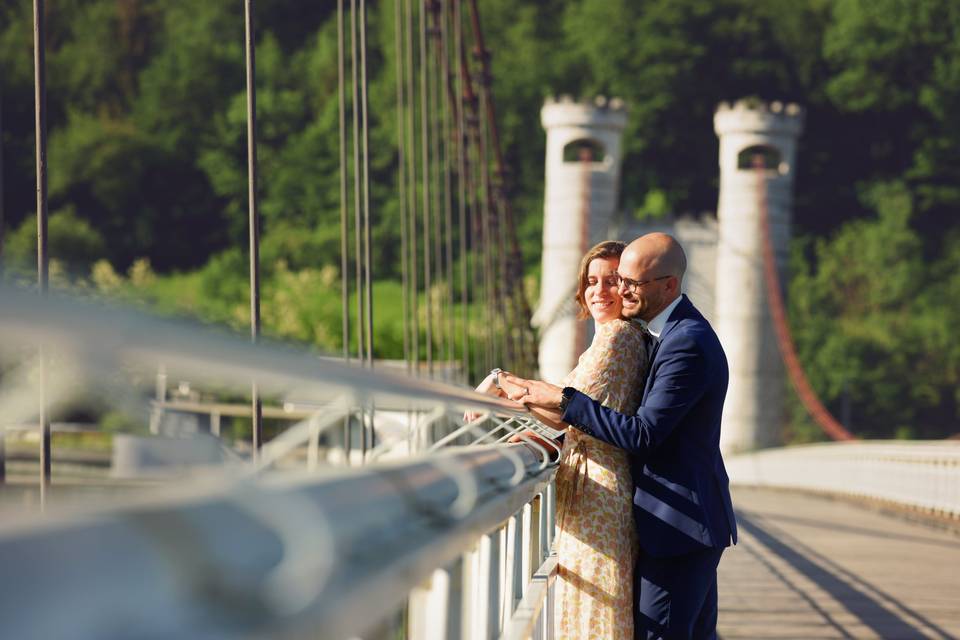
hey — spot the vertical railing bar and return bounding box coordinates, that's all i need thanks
[243,0,263,458]
[33,0,51,505]
[446,556,465,640]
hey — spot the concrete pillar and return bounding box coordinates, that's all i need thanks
[535,96,627,383]
[713,99,804,453]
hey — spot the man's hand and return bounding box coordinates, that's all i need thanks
[501,373,563,408]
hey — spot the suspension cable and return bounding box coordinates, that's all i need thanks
[756,157,855,441]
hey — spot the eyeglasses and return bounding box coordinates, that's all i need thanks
[615,273,672,292]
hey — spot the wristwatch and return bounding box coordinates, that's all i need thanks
[559,386,577,413]
[490,368,503,390]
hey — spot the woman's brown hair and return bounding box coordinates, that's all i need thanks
[574,240,626,319]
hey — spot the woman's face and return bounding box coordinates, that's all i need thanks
[585,256,623,323]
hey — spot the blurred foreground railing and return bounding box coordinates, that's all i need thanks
[0,285,561,638]
[0,445,556,639]
[726,441,960,520]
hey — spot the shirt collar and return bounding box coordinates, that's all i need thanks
[646,295,683,341]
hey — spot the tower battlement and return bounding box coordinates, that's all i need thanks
[714,99,804,137]
[541,95,628,130]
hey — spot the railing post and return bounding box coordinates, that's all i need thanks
[409,567,451,640]
[502,512,521,623]
[474,528,502,640]
[522,497,540,590]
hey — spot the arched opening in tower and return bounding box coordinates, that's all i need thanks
[563,138,606,163]
[737,144,782,172]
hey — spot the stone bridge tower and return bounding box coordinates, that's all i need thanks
[714,99,804,453]
[535,96,628,383]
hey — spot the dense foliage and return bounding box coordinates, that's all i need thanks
[1,0,958,439]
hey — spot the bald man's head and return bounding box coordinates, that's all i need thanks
[617,233,686,322]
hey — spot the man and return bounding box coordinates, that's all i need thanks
[506,233,737,639]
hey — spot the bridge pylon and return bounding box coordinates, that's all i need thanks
[535,96,628,384]
[714,99,804,453]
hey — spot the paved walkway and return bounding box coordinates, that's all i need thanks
[718,487,960,639]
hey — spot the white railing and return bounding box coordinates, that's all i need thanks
[726,440,960,519]
[0,285,561,639]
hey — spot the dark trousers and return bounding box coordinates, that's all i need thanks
[634,545,724,640]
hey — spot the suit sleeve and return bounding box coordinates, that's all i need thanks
[561,332,709,456]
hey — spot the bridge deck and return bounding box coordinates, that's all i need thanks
[719,487,960,639]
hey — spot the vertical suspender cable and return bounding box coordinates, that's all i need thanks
[0,78,4,268]
[453,0,470,383]
[439,0,456,379]
[33,0,51,503]
[404,0,420,375]
[460,38,489,373]
[419,0,433,376]
[350,0,365,364]
[359,0,374,456]
[359,0,373,368]
[428,6,445,374]
[1,75,7,482]
[337,0,352,462]
[338,0,350,362]
[394,0,410,372]
[467,0,535,375]
[243,0,263,457]
[427,0,449,376]
[476,80,495,371]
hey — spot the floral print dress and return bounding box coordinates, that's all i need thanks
[554,318,650,640]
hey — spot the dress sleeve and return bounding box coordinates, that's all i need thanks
[574,321,649,414]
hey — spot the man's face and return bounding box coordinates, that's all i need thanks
[616,253,671,322]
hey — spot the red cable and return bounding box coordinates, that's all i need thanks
[756,158,856,441]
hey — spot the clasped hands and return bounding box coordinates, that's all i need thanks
[464,369,567,433]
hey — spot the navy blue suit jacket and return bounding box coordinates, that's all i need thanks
[561,295,738,557]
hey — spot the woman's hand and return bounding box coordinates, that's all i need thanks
[463,370,505,423]
[508,430,562,462]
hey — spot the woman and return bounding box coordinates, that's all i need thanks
[476,240,650,639]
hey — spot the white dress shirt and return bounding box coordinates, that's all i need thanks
[645,295,683,342]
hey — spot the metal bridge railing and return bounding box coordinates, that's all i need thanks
[0,285,561,639]
[726,441,960,520]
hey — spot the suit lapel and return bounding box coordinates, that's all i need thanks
[641,295,692,401]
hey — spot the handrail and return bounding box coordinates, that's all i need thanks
[0,445,555,639]
[727,441,960,519]
[0,285,527,416]
[0,284,563,639]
